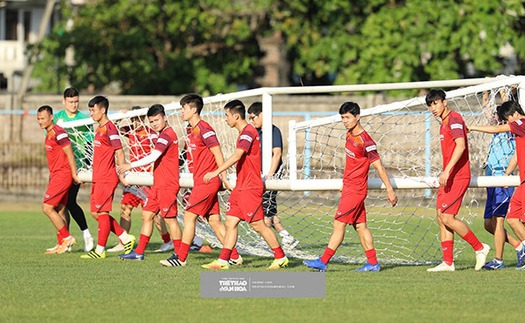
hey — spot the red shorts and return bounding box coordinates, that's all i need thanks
[90,182,118,213]
[507,183,525,220]
[121,186,150,208]
[43,175,73,207]
[335,191,366,225]
[186,181,221,217]
[143,186,179,218]
[226,188,264,223]
[436,177,469,215]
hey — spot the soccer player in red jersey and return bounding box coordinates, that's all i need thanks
[107,107,173,253]
[159,94,242,267]
[303,102,398,272]
[118,104,182,261]
[81,96,136,259]
[469,100,525,270]
[202,100,289,270]
[37,105,80,254]
[424,89,489,272]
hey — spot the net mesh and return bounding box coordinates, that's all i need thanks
[61,78,521,265]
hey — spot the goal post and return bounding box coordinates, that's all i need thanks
[62,75,525,264]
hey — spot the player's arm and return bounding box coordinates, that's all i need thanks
[209,145,233,190]
[203,148,245,183]
[439,137,466,186]
[371,159,397,206]
[266,146,282,178]
[117,150,161,174]
[505,153,518,176]
[115,148,129,186]
[469,123,510,134]
[62,144,81,184]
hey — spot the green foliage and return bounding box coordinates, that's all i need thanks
[32,0,525,94]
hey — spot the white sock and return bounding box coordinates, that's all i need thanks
[82,229,92,239]
[516,242,525,252]
[119,232,130,243]
[95,245,105,254]
[279,230,290,238]
[217,259,228,265]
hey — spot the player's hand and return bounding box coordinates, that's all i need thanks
[117,163,132,174]
[223,178,233,191]
[119,174,129,187]
[386,188,398,207]
[438,170,450,187]
[203,171,217,183]
[72,174,82,185]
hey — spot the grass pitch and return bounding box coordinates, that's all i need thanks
[0,203,524,322]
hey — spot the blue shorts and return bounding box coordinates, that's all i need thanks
[484,186,514,219]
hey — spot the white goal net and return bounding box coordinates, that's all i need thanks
[61,75,525,265]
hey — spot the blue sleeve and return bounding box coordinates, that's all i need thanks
[272,125,283,149]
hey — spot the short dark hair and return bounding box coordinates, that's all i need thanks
[180,94,204,115]
[63,87,79,98]
[247,102,262,116]
[131,105,142,111]
[224,100,246,119]
[147,104,166,117]
[88,96,109,113]
[425,89,446,106]
[497,100,525,122]
[339,102,360,116]
[37,105,53,114]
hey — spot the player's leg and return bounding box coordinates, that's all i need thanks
[42,178,75,254]
[177,210,199,263]
[354,221,380,272]
[153,215,173,252]
[207,213,242,265]
[66,182,93,251]
[120,210,156,261]
[506,186,525,269]
[108,203,133,252]
[202,215,241,270]
[250,219,287,267]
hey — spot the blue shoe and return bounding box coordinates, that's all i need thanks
[303,258,328,271]
[516,246,525,269]
[119,250,144,261]
[482,259,506,270]
[356,262,380,272]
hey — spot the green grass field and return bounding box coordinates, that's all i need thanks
[1,203,524,322]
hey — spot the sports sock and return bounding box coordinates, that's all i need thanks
[96,214,111,248]
[219,248,233,262]
[365,248,378,265]
[514,241,522,250]
[161,233,171,244]
[272,246,285,259]
[95,245,105,254]
[82,229,92,239]
[461,229,483,251]
[56,232,62,244]
[109,215,125,237]
[173,239,182,254]
[134,234,150,255]
[494,258,503,263]
[320,247,336,264]
[279,230,290,238]
[58,225,71,240]
[178,242,191,262]
[442,240,454,265]
[231,247,240,260]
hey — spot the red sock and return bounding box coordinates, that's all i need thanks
[56,232,62,244]
[173,239,182,254]
[219,248,233,261]
[272,246,285,259]
[178,242,191,262]
[231,247,240,260]
[161,233,171,243]
[109,215,124,236]
[58,225,70,239]
[97,214,111,247]
[365,248,378,265]
[441,240,454,265]
[134,234,151,255]
[461,229,483,251]
[320,247,336,264]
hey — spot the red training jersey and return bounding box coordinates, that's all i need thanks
[45,124,72,177]
[152,126,180,189]
[509,118,525,183]
[439,110,470,180]
[235,124,263,191]
[93,121,122,183]
[343,129,380,194]
[186,120,220,185]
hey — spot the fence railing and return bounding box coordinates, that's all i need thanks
[0,143,48,194]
